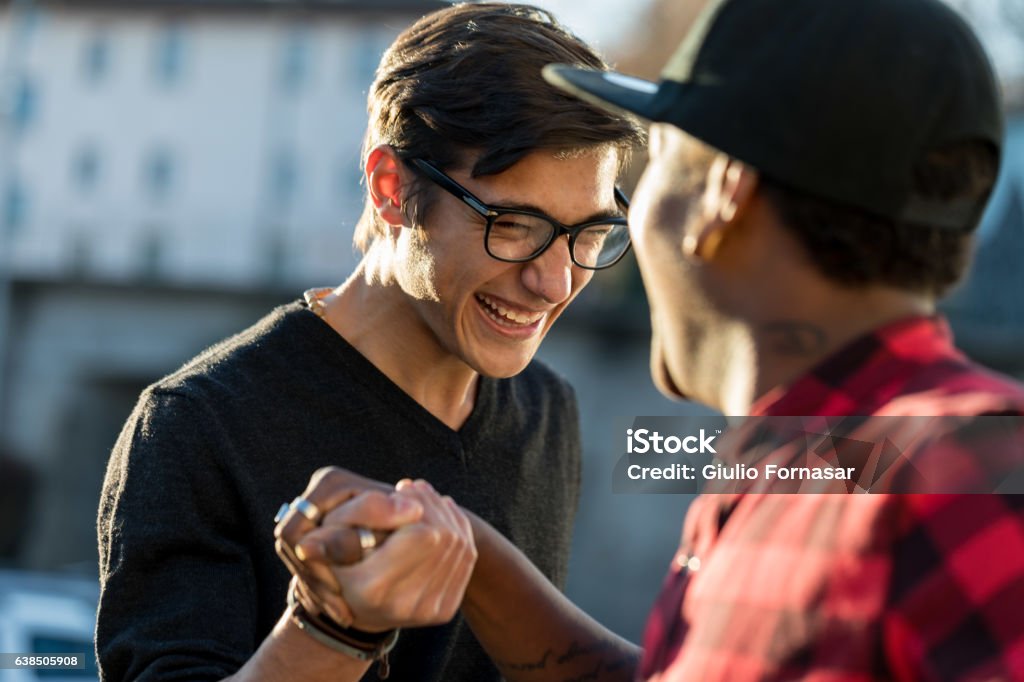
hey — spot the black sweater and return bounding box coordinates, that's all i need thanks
[97,301,581,681]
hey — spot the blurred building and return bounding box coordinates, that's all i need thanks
[0,0,443,570]
[2,0,1021,645]
[0,0,688,642]
[1,0,446,287]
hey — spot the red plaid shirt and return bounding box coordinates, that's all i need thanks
[639,316,1024,681]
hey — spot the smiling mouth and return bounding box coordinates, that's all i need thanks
[475,294,545,328]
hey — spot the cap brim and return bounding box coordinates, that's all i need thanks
[542,64,659,122]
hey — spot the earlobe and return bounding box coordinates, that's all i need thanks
[365,145,407,227]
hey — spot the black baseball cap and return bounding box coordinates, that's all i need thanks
[544,0,1003,232]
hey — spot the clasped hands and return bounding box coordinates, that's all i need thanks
[273,467,477,634]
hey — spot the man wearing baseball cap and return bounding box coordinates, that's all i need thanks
[543,0,1024,678]
[282,0,1024,679]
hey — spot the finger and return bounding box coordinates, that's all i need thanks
[276,467,392,549]
[413,496,475,620]
[276,537,342,596]
[383,522,469,627]
[297,527,391,565]
[330,522,448,626]
[293,539,346,595]
[432,542,475,620]
[295,489,419,562]
[411,539,461,620]
[369,487,463,622]
[304,466,393,508]
[321,490,423,530]
[407,505,471,619]
[322,484,467,629]
[293,575,324,617]
[404,480,455,527]
[295,574,355,627]
[415,487,468,554]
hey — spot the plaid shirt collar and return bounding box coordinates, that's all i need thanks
[640,315,1024,681]
[749,315,960,418]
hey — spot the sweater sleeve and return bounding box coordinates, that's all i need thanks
[96,388,259,682]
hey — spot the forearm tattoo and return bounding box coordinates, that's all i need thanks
[499,639,640,682]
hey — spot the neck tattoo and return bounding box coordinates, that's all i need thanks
[760,321,828,357]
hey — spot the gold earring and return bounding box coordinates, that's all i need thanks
[682,228,724,262]
[702,229,724,259]
[682,234,700,261]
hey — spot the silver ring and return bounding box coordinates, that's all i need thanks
[274,503,291,524]
[357,527,377,558]
[291,496,324,525]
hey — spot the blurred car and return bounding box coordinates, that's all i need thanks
[0,570,98,682]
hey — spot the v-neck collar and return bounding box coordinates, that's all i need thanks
[289,301,496,457]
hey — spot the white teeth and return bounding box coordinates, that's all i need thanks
[477,294,544,327]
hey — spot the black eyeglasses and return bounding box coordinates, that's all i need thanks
[408,158,632,270]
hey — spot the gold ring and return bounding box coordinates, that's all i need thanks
[357,527,377,558]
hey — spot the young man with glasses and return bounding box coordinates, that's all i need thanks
[95,4,642,681]
[280,0,1024,679]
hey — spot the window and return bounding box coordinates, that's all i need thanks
[142,147,175,200]
[139,229,163,279]
[280,27,311,93]
[69,228,93,275]
[82,31,110,83]
[271,150,298,206]
[71,144,101,192]
[3,180,28,235]
[10,76,37,133]
[265,231,287,282]
[154,24,185,86]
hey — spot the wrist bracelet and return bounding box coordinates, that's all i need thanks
[316,613,397,647]
[287,585,400,678]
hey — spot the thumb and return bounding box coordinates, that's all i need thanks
[295,490,422,564]
[322,489,424,529]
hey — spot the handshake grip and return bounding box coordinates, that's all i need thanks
[296,527,394,567]
[277,478,479,645]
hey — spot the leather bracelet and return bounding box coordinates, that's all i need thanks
[287,586,399,678]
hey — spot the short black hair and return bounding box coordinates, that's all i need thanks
[354,2,644,251]
[760,141,998,296]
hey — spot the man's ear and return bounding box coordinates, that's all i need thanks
[685,155,759,261]
[365,145,408,227]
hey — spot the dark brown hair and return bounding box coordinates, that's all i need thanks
[760,142,999,296]
[353,2,645,251]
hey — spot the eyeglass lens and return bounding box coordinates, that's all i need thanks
[487,213,629,268]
